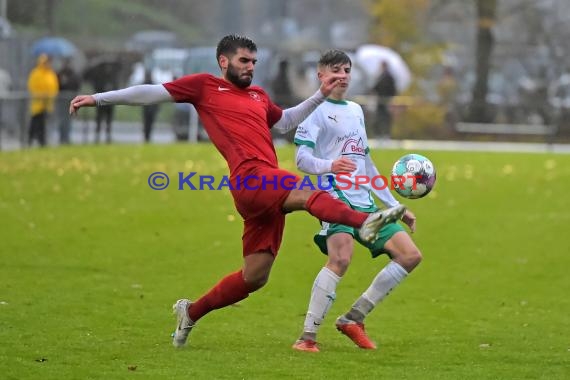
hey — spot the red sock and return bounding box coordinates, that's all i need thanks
[305,191,367,228]
[188,270,250,323]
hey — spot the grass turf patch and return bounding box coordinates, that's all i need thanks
[0,144,568,379]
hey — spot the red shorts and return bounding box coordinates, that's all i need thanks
[230,162,300,256]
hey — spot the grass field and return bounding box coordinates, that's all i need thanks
[1,144,569,379]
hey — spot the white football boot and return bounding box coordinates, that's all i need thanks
[358,204,406,243]
[172,299,195,348]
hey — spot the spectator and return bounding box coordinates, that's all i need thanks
[56,57,81,144]
[271,59,295,108]
[142,69,160,143]
[437,66,458,129]
[84,61,120,143]
[0,66,10,95]
[270,59,297,142]
[0,66,11,132]
[27,54,59,147]
[372,61,396,138]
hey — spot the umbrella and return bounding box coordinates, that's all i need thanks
[355,44,412,93]
[31,37,78,58]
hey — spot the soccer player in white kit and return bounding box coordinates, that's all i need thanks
[292,50,422,352]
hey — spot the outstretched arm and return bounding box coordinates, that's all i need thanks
[69,84,173,115]
[273,90,325,133]
[273,72,344,133]
[365,154,416,232]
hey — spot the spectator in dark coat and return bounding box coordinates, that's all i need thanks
[372,61,396,138]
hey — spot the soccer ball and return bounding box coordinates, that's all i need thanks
[391,154,436,199]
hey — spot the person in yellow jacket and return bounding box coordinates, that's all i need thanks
[27,54,59,146]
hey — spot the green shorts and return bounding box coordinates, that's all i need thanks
[314,214,405,259]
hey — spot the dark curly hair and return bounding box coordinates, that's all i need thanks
[216,34,257,62]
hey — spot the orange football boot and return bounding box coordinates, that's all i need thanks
[335,318,377,349]
[292,339,320,353]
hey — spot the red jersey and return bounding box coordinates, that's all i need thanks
[163,73,283,174]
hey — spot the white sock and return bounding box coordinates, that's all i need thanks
[348,261,408,320]
[303,267,341,335]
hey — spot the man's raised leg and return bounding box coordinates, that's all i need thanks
[285,189,406,243]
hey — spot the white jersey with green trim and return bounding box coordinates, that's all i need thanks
[294,98,375,210]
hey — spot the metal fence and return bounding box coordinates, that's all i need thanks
[0,91,182,150]
[354,95,568,144]
[0,36,34,90]
[2,91,570,151]
[0,91,28,149]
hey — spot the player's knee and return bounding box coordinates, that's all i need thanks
[327,236,353,274]
[412,248,423,266]
[284,189,314,212]
[329,255,351,274]
[244,273,270,292]
[401,247,422,272]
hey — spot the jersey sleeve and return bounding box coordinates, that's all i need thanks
[266,94,283,127]
[293,111,320,148]
[365,153,400,208]
[248,85,283,128]
[163,73,208,103]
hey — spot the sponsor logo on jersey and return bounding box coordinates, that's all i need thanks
[296,126,310,139]
[341,137,366,156]
[334,130,359,145]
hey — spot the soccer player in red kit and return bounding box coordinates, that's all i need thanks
[70,34,406,348]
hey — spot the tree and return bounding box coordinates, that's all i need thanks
[469,0,497,122]
[368,0,447,95]
[7,0,44,26]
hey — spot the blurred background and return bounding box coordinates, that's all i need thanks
[1,0,570,150]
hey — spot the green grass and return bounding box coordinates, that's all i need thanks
[16,0,200,48]
[0,144,569,379]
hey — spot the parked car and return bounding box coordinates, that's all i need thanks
[0,16,12,39]
[125,30,179,53]
[548,73,570,109]
[548,73,570,134]
[129,47,190,85]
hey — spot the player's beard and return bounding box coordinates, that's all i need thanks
[226,62,253,88]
